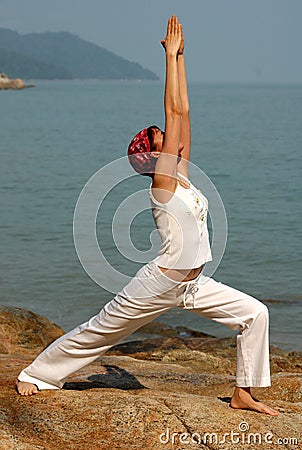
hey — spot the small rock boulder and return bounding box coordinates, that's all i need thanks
[0,305,64,354]
[0,72,32,90]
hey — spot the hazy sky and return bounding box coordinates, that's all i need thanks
[1,0,301,83]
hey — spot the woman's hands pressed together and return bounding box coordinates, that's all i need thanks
[161,16,182,57]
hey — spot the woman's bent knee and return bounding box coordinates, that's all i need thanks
[250,301,269,328]
[256,302,269,319]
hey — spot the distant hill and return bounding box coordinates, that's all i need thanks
[0,28,158,80]
[0,48,72,79]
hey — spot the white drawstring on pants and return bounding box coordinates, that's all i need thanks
[183,282,200,309]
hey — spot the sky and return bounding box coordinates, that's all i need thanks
[0,0,301,83]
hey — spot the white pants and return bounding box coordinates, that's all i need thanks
[18,262,271,390]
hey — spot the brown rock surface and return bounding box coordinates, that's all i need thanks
[0,305,64,355]
[0,306,301,449]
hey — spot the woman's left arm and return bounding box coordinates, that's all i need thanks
[177,25,191,178]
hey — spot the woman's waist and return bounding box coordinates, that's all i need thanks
[157,265,204,282]
[152,237,212,277]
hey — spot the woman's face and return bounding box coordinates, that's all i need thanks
[151,127,184,157]
[151,127,164,151]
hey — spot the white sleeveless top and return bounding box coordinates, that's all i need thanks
[149,173,212,269]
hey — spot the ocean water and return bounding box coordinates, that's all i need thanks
[1,80,301,351]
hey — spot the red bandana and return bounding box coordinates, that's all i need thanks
[127,128,157,176]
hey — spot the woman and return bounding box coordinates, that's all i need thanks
[17,16,278,416]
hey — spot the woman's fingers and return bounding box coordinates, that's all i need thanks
[179,23,184,54]
[167,16,172,37]
[172,16,179,36]
[172,16,176,35]
[163,15,182,54]
[167,15,179,38]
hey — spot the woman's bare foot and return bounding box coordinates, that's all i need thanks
[231,387,278,416]
[16,380,39,396]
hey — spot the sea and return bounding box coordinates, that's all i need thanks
[1,80,301,351]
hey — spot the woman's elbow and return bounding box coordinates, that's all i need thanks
[166,104,183,117]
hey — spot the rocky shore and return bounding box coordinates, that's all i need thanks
[0,73,34,90]
[0,305,301,449]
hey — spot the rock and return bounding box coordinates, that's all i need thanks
[136,320,215,339]
[0,305,64,354]
[0,72,34,90]
[0,306,301,449]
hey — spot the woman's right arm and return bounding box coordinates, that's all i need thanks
[176,25,191,179]
[152,16,182,201]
